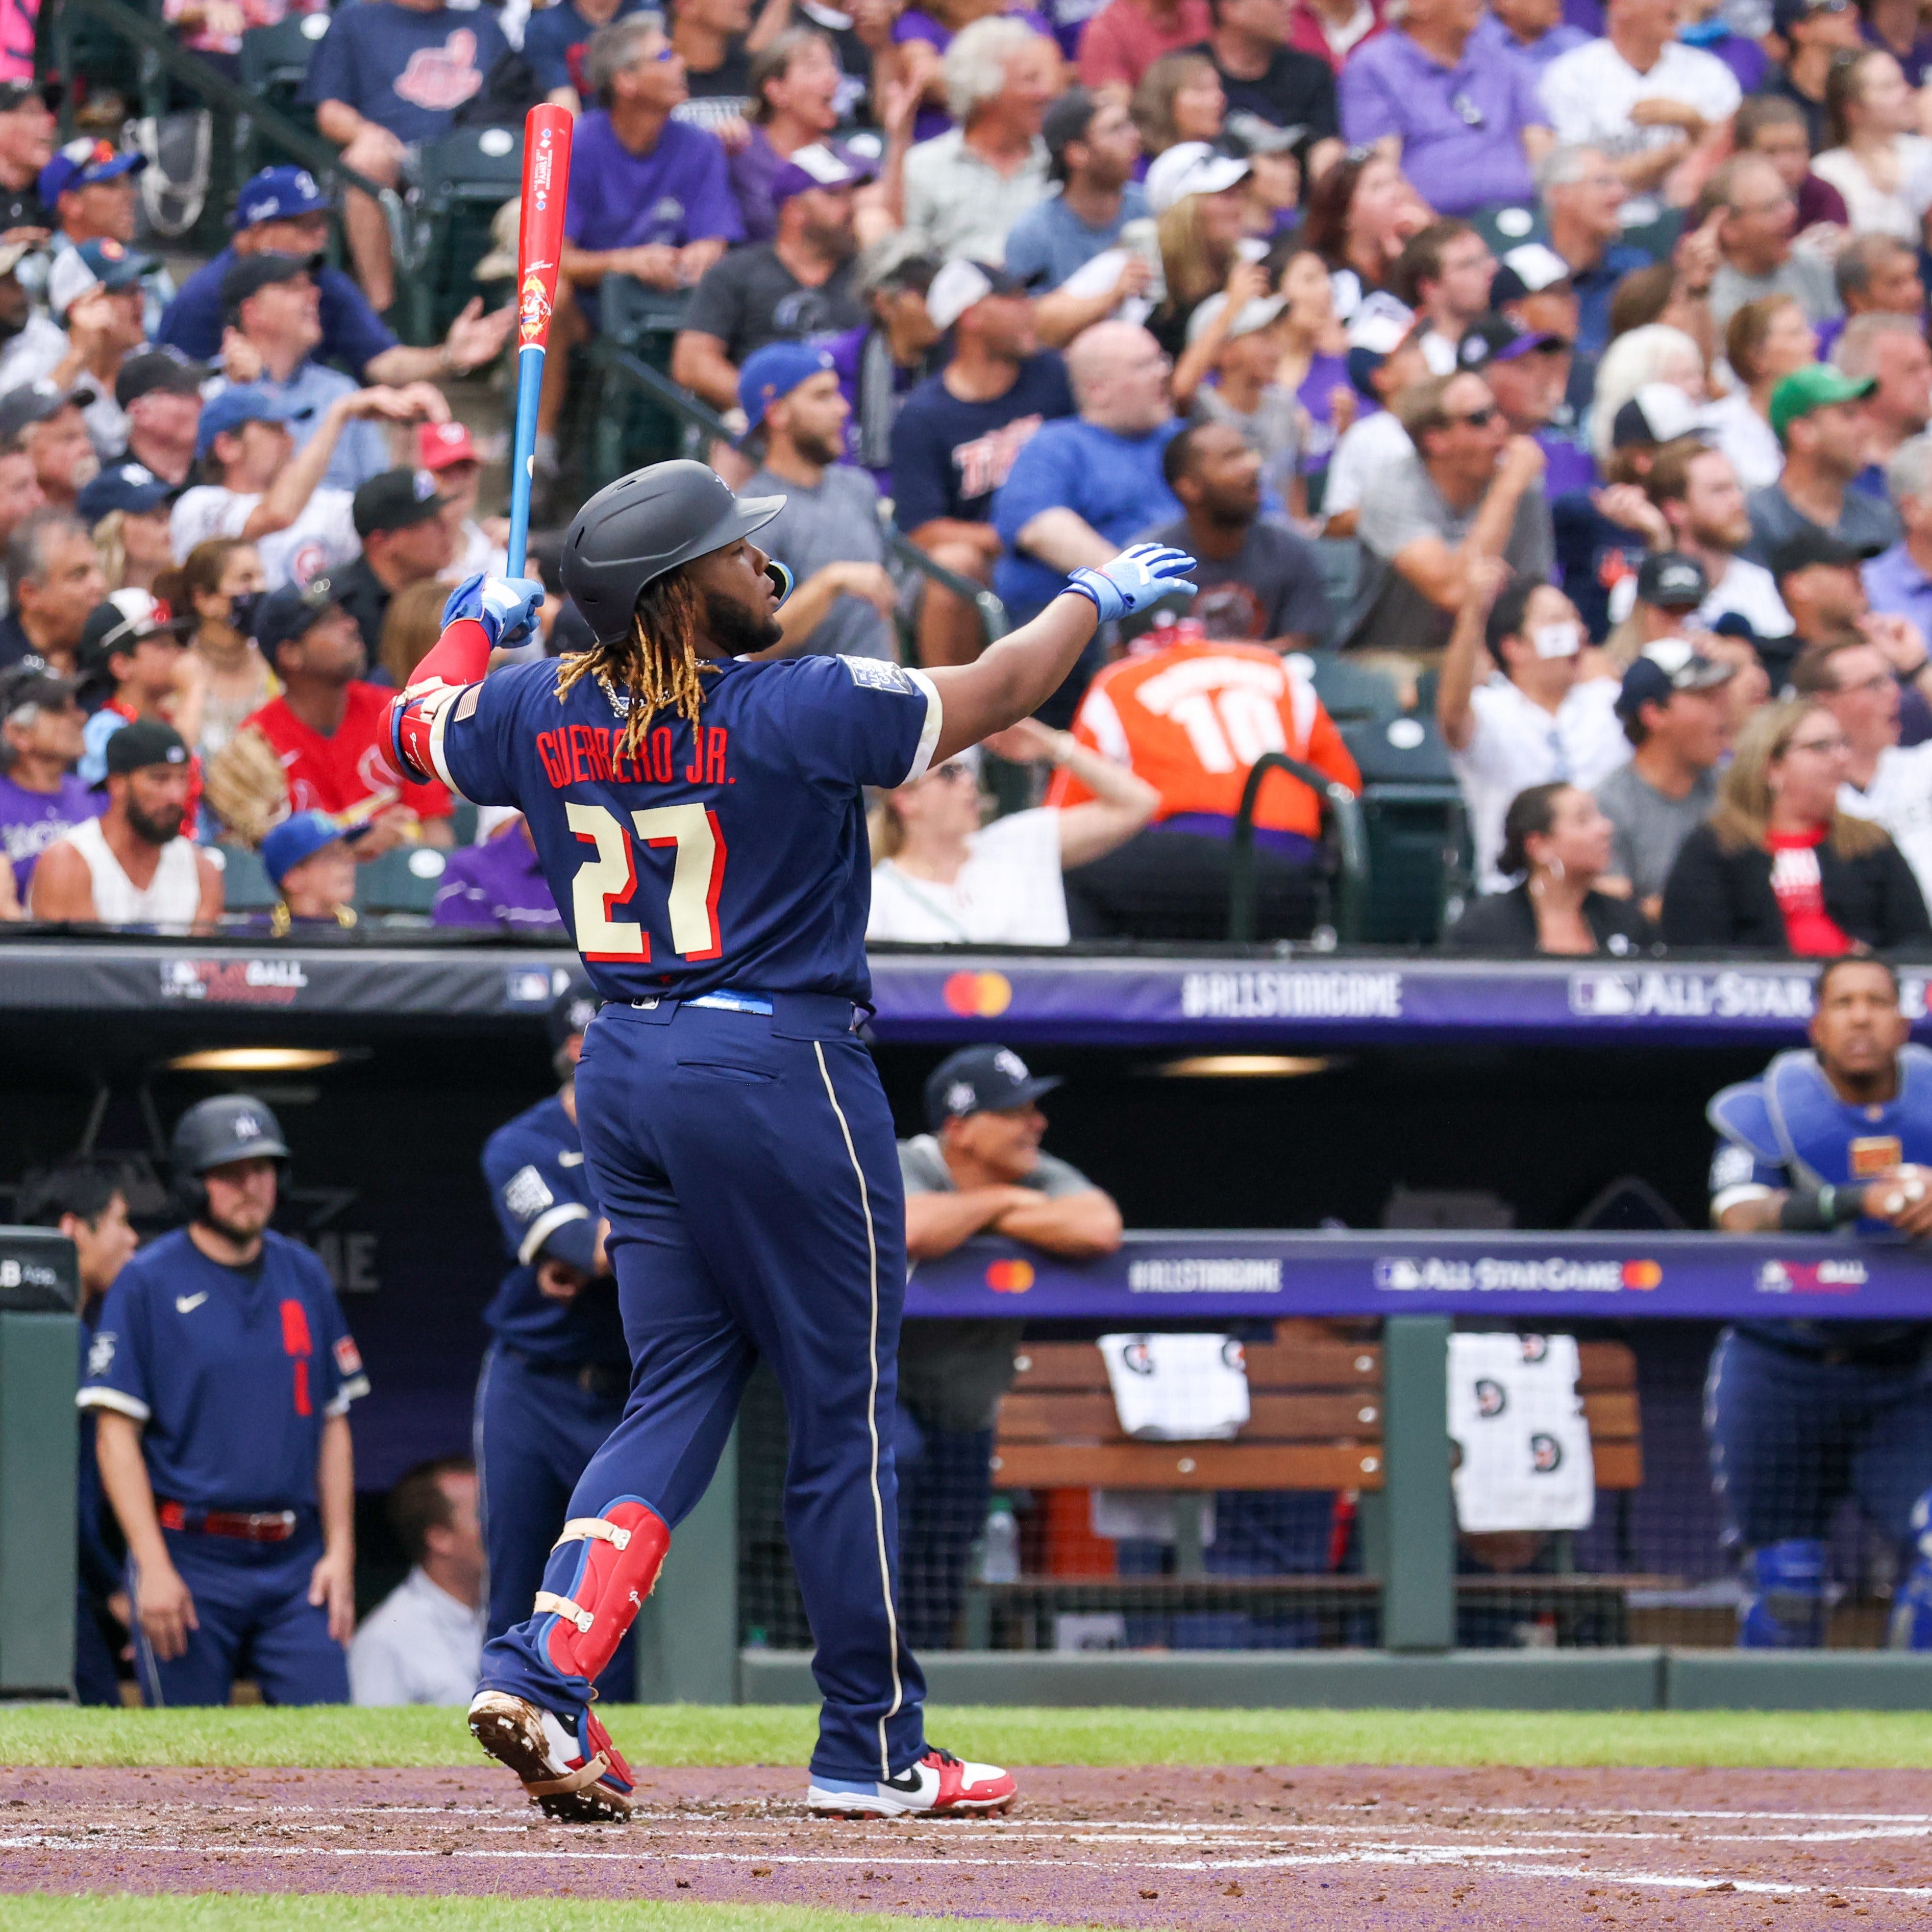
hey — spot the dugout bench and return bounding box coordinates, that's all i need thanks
[968,1323,1656,1650]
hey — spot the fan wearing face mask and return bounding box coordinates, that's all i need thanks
[155,538,275,764]
[1436,558,1630,893]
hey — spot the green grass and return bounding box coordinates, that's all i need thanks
[4,1703,1932,1769]
[5,1901,1049,1932]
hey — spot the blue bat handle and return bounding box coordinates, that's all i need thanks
[505,343,545,579]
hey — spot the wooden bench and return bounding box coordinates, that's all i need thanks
[972,1325,1651,1645]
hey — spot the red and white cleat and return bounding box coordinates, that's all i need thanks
[468,1689,636,1822]
[807,1747,1018,1818]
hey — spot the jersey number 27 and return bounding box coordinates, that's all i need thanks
[566,802,725,962]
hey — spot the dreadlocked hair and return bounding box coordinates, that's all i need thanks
[554,567,721,757]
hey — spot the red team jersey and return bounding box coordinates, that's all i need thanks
[1046,639,1359,838]
[247,682,454,823]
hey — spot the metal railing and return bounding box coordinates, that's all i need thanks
[55,0,413,271]
[589,337,1010,649]
[1227,750,1368,944]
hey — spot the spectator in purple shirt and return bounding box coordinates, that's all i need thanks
[534,13,742,484]
[0,663,97,907]
[1861,0,1932,85]
[730,26,855,241]
[1474,0,1591,68]
[431,815,566,935]
[826,233,943,487]
[1338,0,1553,216]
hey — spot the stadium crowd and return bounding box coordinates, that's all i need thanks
[15,0,1932,944]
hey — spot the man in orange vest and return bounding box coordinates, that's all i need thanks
[1048,424,1360,937]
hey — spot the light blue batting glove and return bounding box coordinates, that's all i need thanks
[1066,543,1199,624]
[442,571,546,648]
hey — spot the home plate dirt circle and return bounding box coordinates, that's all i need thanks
[5,1764,1932,1927]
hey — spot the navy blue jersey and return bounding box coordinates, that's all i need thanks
[421,652,942,1005]
[79,1228,369,1512]
[482,1093,627,1367]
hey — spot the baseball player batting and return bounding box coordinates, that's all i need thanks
[384,462,1194,1819]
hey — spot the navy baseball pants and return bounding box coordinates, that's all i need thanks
[475,1344,635,1700]
[130,1516,348,1706]
[478,996,927,1783]
[1706,1327,1932,1547]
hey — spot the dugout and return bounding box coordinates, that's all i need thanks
[5,932,1931,1706]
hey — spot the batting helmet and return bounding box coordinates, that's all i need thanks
[171,1094,289,1220]
[561,460,786,644]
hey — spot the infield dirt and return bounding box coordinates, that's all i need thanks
[4,1763,1932,1927]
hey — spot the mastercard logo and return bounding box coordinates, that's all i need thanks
[1621,1260,1663,1290]
[986,1259,1034,1294]
[943,970,1011,1018]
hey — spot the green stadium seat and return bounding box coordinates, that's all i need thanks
[402,125,526,344]
[1340,713,1470,945]
[1299,649,1400,724]
[212,842,277,913]
[234,11,332,177]
[355,845,449,918]
[586,279,697,484]
[1310,538,1360,647]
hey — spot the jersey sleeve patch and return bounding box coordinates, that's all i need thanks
[502,1164,555,1221]
[333,1333,364,1379]
[839,655,916,693]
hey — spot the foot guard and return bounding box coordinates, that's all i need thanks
[468,1690,636,1822]
[807,1747,1017,1818]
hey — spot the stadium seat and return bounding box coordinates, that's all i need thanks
[1339,712,1469,944]
[234,12,331,179]
[1309,537,1360,646]
[355,845,448,918]
[402,125,526,344]
[586,280,696,485]
[211,842,277,913]
[1298,649,1399,724]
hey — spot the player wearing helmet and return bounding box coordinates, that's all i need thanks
[385,458,1194,1821]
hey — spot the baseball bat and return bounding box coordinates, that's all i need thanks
[506,102,574,579]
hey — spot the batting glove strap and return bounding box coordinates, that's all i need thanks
[443,571,547,648]
[1066,542,1199,624]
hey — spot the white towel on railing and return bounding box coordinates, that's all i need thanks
[1099,1333,1250,1441]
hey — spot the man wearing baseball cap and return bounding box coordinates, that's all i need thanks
[418,420,507,582]
[75,591,197,789]
[675,136,866,412]
[1626,549,1713,650]
[826,235,944,490]
[102,352,208,488]
[28,717,221,927]
[332,468,456,658]
[737,340,898,660]
[37,238,156,453]
[258,807,368,934]
[0,79,58,234]
[1597,636,1737,917]
[1455,312,1591,498]
[1005,89,1149,302]
[0,660,92,907]
[40,136,144,249]
[896,1045,1121,1650]
[235,575,454,849]
[1749,363,1901,567]
[157,165,512,385]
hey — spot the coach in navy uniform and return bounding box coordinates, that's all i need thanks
[80,1097,368,1705]
[475,978,634,1699]
[1706,955,1932,1648]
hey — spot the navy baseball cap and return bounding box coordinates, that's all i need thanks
[220,250,314,319]
[195,384,302,459]
[253,576,343,656]
[1456,312,1565,371]
[924,1045,1062,1131]
[116,347,210,410]
[548,974,604,1050]
[353,465,447,538]
[38,135,145,207]
[738,340,834,431]
[233,165,330,230]
[1616,638,1737,721]
[77,461,176,523]
[1634,550,1710,610]
[261,807,370,887]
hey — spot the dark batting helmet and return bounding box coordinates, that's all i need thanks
[171,1094,289,1220]
[561,459,786,644]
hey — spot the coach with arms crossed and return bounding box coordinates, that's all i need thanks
[1707,956,1932,1650]
[897,1046,1122,1647]
[81,1097,368,1705]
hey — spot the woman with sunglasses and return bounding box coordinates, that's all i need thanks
[866,719,1157,943]
[1661,698,1930,951]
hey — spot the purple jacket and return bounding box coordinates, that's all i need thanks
[431,823,565,935]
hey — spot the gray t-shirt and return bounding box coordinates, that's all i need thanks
[1348,451,1555,656]
[1146,515,1331,643]
[1709,251,1841,332]
[1594,759,1717,903]
[1745,480,1902,571]
[742,462,895,661]
[897,1132,1094,1433]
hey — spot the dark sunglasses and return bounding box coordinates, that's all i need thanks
[1447,405,1497,428]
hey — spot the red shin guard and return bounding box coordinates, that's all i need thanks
[536,1500,671,1682]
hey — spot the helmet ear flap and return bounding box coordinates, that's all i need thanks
[764,559,794,604]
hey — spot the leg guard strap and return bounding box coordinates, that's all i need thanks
[537,1498,670,1685]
